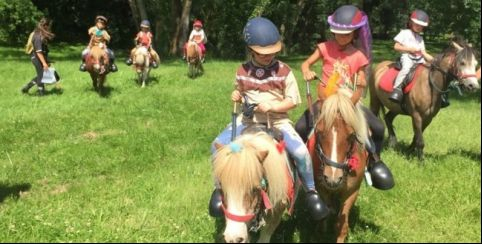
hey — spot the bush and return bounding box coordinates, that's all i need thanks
[0,0,43,45]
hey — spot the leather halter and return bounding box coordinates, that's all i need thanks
[315,129,358,182]
[429,50,477,93]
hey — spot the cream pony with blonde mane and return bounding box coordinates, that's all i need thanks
[213,131,290,243]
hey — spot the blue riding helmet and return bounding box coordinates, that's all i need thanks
[243,17,282,55]
[140,20,150,28]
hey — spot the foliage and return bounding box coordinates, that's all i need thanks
[0,0,43,45]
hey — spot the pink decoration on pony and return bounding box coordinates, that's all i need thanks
[276,141,286,154]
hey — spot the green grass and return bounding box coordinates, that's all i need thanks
[0,41,480,242]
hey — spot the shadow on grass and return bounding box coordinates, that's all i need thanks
[130,74,160,87]
[273,192,379,243]
[387,140,481,164]
[98,86,114,98]
[0,183,31,203]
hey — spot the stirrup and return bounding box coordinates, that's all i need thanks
[368,159,395,190]
[388,88,403,103]
[305,190,330,220]
[79,63,86,72]
[208,189,224,217]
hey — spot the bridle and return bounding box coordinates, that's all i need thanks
[429,48,477,94]
[314,128,359,185]
[221,181,273,232]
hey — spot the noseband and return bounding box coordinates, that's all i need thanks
[429,49,477,93]
[221,184,272,232]
[315,131,358,183]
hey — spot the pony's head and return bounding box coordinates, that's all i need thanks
[87,45,109,74]
[315,92,367,190]
[213,132,288,243]
[186,41,200,64]
[445,37,479,92]
[134,46,150,73]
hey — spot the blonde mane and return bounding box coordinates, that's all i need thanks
[213,132,289,209]
[317,91,368,145]
[90,45,107,62]
[134,46,149,67]
[186,41,200,59]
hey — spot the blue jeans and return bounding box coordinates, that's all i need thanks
[211,119,316,190]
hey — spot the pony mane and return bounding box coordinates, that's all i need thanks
[134,47,149,66]
[90,46,106,61]
[213,132,288,207]
[317,91,368,145]
[437,37,478,67]
[187,41,200,58]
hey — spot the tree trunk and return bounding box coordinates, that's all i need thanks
[170,0,192,55]
[282,0,306,55]
[128,0,140,25]
[136,0,148,20]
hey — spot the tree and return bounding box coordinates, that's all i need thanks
[170,0,192,55]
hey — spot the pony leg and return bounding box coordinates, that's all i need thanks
[384,111,398,148]
[257,205,285,243]
[335,191,359,243]
[410,112,425,160]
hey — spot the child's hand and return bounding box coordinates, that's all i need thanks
[231,90,242,102]
[303,70,317,81]
[410,47,422,55]
[256,103,272,113]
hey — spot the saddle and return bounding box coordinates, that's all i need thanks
[379,61,424,94]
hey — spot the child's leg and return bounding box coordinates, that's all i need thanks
[208,118,245,217]
[278,123,329,220]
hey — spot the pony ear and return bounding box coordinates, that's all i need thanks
[256,150,269,162]
[451,41,463,52]
[213,142,224,151]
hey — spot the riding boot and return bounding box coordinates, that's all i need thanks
[125,57,133,66]
[79,59,87,72]
[441,93,450,108]
[208,188,224,218]
[21,81,36,94]
[305,190,330,220]
[110,59,118,72]
[367,153,395,190]
[388,85,404,104]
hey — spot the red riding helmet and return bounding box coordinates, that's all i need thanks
[410,9,429,27]
[193,20,203,28]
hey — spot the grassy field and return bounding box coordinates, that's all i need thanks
[0,41,480,242]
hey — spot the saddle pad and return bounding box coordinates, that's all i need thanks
[379,65,424,94]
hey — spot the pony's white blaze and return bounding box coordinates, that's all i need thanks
[224,198,248,243]
[460,58,479,91]
[330,126,338,178]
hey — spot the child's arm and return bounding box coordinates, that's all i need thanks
[421,49,433,63]
[103,31,111,43]
[301,49,321,81]
[394,42,420,54]
[258,99,296,113]
[350,68,367,104]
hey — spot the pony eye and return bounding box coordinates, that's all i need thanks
[460,61,466,66]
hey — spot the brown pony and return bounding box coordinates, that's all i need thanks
[85,45,110,92]
[308,92,368,243]
[369,38,479,160]
[186,41,203,78]
[213,131,292,243]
